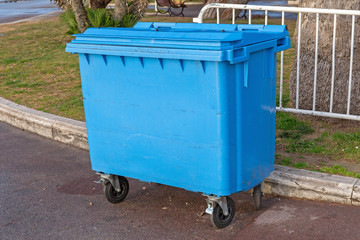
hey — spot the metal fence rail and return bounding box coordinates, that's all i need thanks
[193,3,360,121]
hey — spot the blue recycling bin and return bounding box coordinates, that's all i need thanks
[66,22,290,228]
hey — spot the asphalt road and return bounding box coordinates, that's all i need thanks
[0,0,59,24]
[1,121,360,240]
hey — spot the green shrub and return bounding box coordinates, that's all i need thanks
[61,9,140,35]
[87,9,120,28]
[60,10,80,35]
[120,13,140,27]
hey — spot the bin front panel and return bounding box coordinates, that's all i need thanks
[80,55,234,195]
[79,50,276,195]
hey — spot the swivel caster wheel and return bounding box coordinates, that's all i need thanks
[253,183,263,210]
[210,196,235,228]
[103,176,129,204]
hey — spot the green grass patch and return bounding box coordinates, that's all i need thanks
[275,112,360,161]
[277,154,360,178]
[2,57,19,65]
[292,162,308,168]
[0,17,83,120]
[286,139,326,154]
[278,124,360,161]
[329,132,360,160]
[277,112,314,133]
[280,157,292,166]
[320,165,360,179]
[276,156,309,169]
[276,112,314,149]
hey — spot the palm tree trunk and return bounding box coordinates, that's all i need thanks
[114,0,128,21]
[129,0,149,18]
[71,0,89,33]
[90,0,111,9]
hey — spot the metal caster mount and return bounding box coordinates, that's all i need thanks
[95,173,129,204]
[204,195,235,228]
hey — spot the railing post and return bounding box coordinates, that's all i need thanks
[296,12,302,109]
[279,11,285,108]
[313,13,319,111]
[347,15,355,115]
[232,9,235,24]
[249,9,252,24]
[265,10,268,25]
[329,14,337,113]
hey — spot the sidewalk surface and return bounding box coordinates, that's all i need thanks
[0,0,59,24]
[1,121,359,239]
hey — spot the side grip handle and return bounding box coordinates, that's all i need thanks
[274,36,291,53]
[244,61,249,88]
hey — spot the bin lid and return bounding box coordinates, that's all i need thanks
[66,22,290,63]
[67,22,288,50]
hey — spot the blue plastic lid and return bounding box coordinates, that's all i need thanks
[66,22,290,63]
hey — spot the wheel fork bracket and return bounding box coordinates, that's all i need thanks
[95,173,121,192]
[204,195,229,216]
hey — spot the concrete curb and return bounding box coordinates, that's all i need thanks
[0,96,359,206]
[0,97,88,150]
[264,165,360,206]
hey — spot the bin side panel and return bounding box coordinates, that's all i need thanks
[235,47,276,191]
[79,54,232,195]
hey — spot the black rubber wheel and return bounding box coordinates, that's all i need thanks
[210,197,235,228]
[103,176,129,204]
[253,184,262,210]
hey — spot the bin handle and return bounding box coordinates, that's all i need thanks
[274,36,291,53]
[230,37,290,64]
[230,41,274,64]
[152,22,177,29]
[243,61,249,88]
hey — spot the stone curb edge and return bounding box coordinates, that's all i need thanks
[0,97,88,150]
[0,96,359,206]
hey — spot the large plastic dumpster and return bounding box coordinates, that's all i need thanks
[66,22,290,228]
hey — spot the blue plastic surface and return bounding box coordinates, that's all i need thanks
[66,23,290,63]
[66,22,290,196]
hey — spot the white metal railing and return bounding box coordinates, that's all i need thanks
[193,4,360,121]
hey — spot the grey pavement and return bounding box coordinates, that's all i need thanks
[1,121,360,240]
[0,0,59,24]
